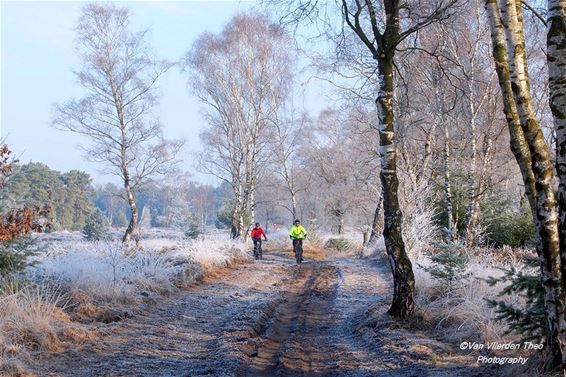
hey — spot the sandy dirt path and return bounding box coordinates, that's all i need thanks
[38,250,483,377]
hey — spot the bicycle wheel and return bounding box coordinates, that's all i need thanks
[294,243,302,264]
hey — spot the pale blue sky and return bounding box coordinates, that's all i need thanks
[0,1,331,185]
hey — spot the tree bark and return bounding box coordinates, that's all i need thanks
[362,230,369,247]
[487,0,565,367]
[232,179,244,239]
[548,0,566,284]
[340,0,416,318]
[485,0,536,214]
[368,193,383,246]
[122,177,138,243]
[443,116,454,240]
[462,81,478,244]
[338,211,345,235]
[378,49,415,318]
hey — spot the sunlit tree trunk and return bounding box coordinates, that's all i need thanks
[486,0,565,366]
[247,152,258,241]
[378,50,415,318]
[122,180,138,242]
[417,126,435,184]
[443,107,454,241]
[485,0,536,213]
[340,0,416,318]
[368,193,383,246]
[232,177,244,239]
[462,83,478,243]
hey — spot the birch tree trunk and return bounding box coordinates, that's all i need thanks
[547,0,566,278]
[443,114,454,240]
[122,177,138,243]
[340,0,417,318]
[462,83,478,243]
[435,76,454,240]
[232,177,244,239]
[485,0,536,214]
[247,153,257,241]
[378,50,415,318]
[270,106,302,223]
[368,194,383,246]
[487,0,565,366]
[417,125,435,184]
[474,135,494,229]
[291,192,297,221]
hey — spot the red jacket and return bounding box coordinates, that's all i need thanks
[250,227,267,240]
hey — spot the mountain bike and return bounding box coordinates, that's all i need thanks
[292,239,303,264]
[252,238,263,260]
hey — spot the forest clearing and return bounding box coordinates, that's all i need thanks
[2,0,566,375]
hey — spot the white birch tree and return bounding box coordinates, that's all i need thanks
[185,12,296,239]
[485,0,565,366]
[53,3,182,243]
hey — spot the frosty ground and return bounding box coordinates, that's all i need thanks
[32,243,486,377]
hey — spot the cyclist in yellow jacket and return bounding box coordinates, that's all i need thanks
[289,219,307,263]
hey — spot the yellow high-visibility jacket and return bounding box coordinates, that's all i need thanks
[289,224,307,239]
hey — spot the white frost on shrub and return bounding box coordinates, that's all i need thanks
[32,235,251,301]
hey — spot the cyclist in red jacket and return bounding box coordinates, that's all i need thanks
[250,222,268,259]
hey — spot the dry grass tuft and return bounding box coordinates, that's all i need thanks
[303,243,326,260]
[0,357,37,377]
[0,279,95,376]
[266,236,327,261]
[60,326,97,344]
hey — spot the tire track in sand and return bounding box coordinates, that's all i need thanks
[237,263,341,376]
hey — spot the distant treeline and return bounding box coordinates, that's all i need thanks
[0,162,228,231]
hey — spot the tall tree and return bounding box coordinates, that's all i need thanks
[485,0,565,367]
[53,3,182,242]
[270,0,459,317]
[269,112,307,221]
[338,0,458,318]
[185,12,295,239]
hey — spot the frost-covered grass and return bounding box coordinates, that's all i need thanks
[34,236,250,304]
[0,231,251,376]
[413,248,524,346]
[0,278,93,377]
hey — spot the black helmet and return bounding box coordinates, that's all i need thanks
[294,219,300,224]
[255,222,260,226]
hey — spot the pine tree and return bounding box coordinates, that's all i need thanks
[485,255,546,343]
[83,209,110,241]
[0,237,38,276]
[184,214,202,240]
[420,242,471,290]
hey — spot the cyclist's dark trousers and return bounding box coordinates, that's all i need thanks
[253,238,262,249]
[292,239,303,250]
